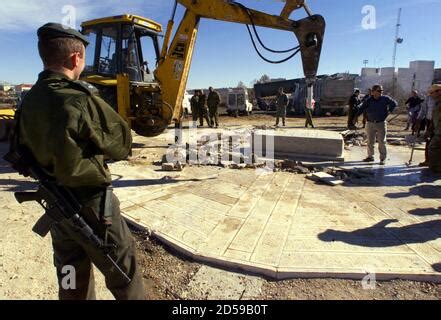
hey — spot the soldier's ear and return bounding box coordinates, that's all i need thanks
[69,52,81,70]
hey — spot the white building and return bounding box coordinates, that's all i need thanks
[359,60,436,95]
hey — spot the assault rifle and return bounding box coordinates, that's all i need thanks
[3,147,131,284]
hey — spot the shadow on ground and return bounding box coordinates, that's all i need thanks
[385,185,441,199]
[318,219,441,247]
[112,177,217,188]
[408,207,441,216]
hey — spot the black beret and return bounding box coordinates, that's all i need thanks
[37,23,89,46]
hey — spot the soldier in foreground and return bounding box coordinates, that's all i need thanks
[13,23,145,300]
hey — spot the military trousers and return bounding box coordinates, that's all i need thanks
[305,109,314,128]
[366,121,387,161]
[50,190,146,300]
[208,105,219,127]
[276,106,287,126]
[347,108,357,129]
[199,107,211,127]
[191,106,199,124]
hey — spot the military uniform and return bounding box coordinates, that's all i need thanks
[207,90,221,128]
[190,94,199,124]
[198,93,211,127]
[17,24,145,300]
[348,93,360,129]
[275,93,289,126]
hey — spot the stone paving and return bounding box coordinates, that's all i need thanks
[111,128,441,282]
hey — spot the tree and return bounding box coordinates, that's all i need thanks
[258,74,271,84]
[237,81,247,89]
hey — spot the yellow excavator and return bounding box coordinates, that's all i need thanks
[79,0,326,137]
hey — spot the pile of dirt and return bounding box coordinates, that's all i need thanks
[133,231,201,300]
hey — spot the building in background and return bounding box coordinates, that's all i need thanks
[15,84,33,94]
[359,60,435,96]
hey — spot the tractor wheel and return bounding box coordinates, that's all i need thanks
[0,120,12,142]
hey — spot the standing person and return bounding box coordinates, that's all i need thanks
[418,89,437,167]
[405,90,424,134]
[427,84,441,173]
[355,84,397,165]
[13,23,146,300]
[207,87,221,128]
[348,89,361,130]
[275,87,289,127]
[190,91,199,127]
[305,98,315,128]
[360,89,372,129]
[198,90,211,128]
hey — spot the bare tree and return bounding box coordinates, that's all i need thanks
[258,74,271,84]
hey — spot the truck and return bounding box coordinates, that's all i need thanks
[225,88,253,116]
[313,74,356,116]
[254,74,355,116]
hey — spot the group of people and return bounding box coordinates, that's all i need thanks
[190,87,221,128]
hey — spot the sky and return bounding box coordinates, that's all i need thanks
[0,0,439,89]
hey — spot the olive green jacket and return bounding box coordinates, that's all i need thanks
[19,70,132,188]
[207,91,221,108]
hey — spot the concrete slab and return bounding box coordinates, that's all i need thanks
[113,139,441,283]
[252,129,345,161]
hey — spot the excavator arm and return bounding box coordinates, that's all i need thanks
[154,0,325,129]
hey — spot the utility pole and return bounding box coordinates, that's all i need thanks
[392,8,403,97]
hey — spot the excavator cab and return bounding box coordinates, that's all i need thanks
[80,15,170,137]
[82,15,161,83]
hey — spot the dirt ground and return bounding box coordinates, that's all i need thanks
[1,113,440,300]
[133,231,441,300]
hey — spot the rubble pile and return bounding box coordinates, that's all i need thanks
[159,133,267,172]
[340,130,367,147]
[273,160,317,174]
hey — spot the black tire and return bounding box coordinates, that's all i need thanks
[0,120,12,142]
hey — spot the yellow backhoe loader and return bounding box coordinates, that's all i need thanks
[78,0,326,137]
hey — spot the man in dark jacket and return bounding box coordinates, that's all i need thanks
[207,87,221,128]
[355,85,397,165]
[348,89,361,130]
